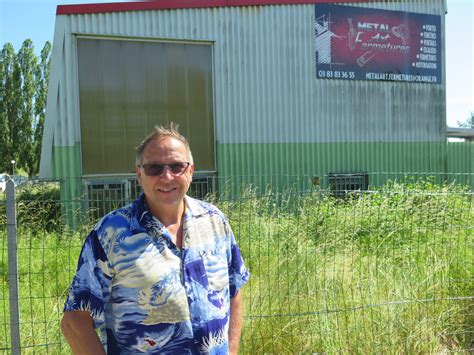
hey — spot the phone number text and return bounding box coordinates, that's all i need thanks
[318,70,355,79]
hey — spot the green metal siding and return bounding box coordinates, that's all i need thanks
[447,142,474,186]
[216,142,457,191]
[52,145,82,228]
[218,142,446,173]
[52,144,81,179]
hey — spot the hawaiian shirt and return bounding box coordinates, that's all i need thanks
[64,194,250,354]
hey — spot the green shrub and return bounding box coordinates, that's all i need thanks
[16,182,62,232]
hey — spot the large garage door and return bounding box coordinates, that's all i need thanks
[77,37,215,175]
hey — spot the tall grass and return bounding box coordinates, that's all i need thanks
[0,218,91,354]
[223,181,474,353]
[0,179,473,353]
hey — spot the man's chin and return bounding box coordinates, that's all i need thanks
[155,193,185,206]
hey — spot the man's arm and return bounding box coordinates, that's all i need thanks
[228,290,244,355]
[61,311,106,355]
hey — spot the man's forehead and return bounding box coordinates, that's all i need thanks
[144,136,188,155]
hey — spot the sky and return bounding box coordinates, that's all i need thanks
[0,0,472,127]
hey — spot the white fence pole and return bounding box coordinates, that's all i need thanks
[6,179,21,354]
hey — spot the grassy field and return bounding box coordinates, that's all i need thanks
[1,179,473,353]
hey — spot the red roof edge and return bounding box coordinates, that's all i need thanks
[56,0,368,15]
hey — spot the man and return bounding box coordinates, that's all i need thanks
[61,123,250,354]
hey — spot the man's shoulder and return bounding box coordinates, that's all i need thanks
[90,198,145,255]
[94,197,142,233]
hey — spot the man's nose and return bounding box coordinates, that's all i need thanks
[159,166,174,179]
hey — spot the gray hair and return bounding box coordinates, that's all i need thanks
[135,122,193,165]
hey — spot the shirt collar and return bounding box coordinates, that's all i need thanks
[135,193,149,225]
[184,195,209,220]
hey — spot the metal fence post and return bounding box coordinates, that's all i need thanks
[6,179,21,354]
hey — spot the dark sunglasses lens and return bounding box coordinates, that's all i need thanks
[142,163,189,176]
[169,163,187,174]
[144,164,164,176]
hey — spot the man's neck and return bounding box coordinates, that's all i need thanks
[147,198,186,248]
[147,198,186,227]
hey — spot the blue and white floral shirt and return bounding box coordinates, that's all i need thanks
[64,194,250,354]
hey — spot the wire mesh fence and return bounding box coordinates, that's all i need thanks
[1,173,473,353]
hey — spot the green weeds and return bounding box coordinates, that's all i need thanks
[0,179,473,353]
[228,181,473,353]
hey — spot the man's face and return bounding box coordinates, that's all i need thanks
[136,137,194,212]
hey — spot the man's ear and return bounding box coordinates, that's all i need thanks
[135,166,142,186]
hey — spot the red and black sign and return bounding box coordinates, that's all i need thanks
[315,4,442,84]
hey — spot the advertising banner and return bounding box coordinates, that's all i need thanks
[315,4,442,84]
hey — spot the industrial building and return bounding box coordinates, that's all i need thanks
[39,0,472,217]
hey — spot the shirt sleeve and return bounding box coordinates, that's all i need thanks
[63,229,112,331]
[225,220,250,298]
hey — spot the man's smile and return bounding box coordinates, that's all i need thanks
[158,187,178,192]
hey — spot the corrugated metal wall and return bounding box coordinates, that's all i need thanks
[41,0,448,189]
[447,142,474,187]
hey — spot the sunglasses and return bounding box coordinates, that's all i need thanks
[139,162,191,176]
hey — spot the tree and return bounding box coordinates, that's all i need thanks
[0,40,50,176]
[18,39,38,177]
[0,47,6,171]
[33,41,52,176]
[0,43,22,174]
[456,112,474,129]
